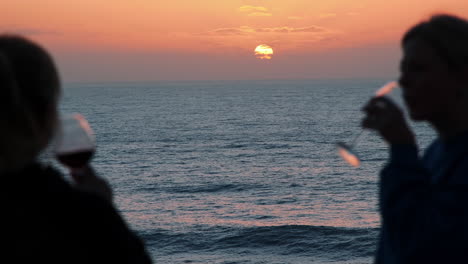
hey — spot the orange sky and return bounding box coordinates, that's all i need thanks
[3,0,468,81]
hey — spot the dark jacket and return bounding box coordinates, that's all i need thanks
[376,132,468,264]
[2,163,152,264]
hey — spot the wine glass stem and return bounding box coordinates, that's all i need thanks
[349,129,367,148]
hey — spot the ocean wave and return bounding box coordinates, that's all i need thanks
[162,183,266,194]
[223,143,249,149]
[141,225,378,260]
[222,142,295,150]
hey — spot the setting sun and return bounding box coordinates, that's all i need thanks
[254,44,274,60]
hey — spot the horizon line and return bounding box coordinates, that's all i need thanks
[63,76,395,85]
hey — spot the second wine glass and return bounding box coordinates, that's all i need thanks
[337,81,398,167]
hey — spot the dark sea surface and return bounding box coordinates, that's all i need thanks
[57,79,435,263]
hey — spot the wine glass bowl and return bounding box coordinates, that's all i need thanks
[337,141,361,167]
[374,81,398,97]
[54,113,96,169]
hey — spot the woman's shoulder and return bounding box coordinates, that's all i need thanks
[422,138,442,159]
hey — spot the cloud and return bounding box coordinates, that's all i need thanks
[259,26,327,33]
[207,25,330,36]
[210,26,255,35]
[238,5,272,17]
[239,5,268,13]
[212,28,246,35]
[289,26,327,33]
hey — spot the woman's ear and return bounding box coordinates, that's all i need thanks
[0,52,19,107]
[454,66,468,97]
[461,66,468,94]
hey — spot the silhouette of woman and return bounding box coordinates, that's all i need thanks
[0,35,152,263]
[362,15,468,263]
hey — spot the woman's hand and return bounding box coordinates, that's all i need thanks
[71,166,113,202]
[362,96,416,145]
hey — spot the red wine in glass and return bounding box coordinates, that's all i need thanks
[57,150,95,169]
[55,114,96,169]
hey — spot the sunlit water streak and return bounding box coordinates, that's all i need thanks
[59,79,435,263]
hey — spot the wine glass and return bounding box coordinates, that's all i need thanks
[54,114,113,201]
[337,81,398,167]
[54,113,96,169]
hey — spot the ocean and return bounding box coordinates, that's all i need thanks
[57,79,435,263]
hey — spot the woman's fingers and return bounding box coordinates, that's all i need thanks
[71,166,114,202]
[361,97,400,130]
[362,97,399,114]
[361,96,415,144]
